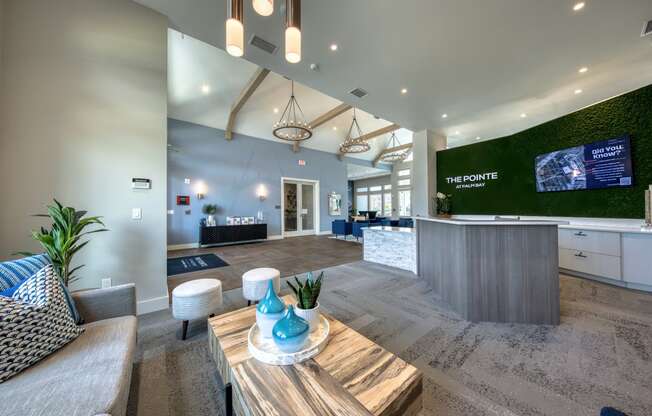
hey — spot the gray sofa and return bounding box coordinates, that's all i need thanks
[0,284,137,416]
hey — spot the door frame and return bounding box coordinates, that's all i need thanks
[280,177,320,238]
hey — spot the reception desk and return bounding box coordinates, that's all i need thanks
[416,217,562,325]
[363,226,416,273]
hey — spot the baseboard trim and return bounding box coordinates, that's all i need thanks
[318,230,332,236]
[137,295,169,315]
[267,235,283,240]
[168,243,199,251]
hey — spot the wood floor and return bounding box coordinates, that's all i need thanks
[166,235,361,296]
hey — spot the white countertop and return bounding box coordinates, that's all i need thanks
[365,226,415,234]
[559,223,652,234]
[414,217,567,226]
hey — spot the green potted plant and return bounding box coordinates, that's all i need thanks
[202,203,218,226]
[287,271,323,332]
[435,192,453,218]
[17,199,108,287]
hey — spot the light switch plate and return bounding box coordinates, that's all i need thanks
[132,208,142,220]
[184,178,191,184]
[101,278,111,288]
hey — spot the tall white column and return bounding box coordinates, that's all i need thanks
[411,130,446,217]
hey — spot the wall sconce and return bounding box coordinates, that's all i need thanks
[256,184,268,201]
[195,181,208,200]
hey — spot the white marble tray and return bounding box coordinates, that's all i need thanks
[248,315,330,366]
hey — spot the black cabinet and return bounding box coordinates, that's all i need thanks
[199,224,267,247]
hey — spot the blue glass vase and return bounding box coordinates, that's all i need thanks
[272,305,309,353]
[255,280,286,338]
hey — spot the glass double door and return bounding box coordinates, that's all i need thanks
[283,181,315,236]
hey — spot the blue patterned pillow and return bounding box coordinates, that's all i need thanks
[0,265,84,383]
[0,254,49,291]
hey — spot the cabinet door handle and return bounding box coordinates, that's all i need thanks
[574,231,587,237]
[574,252,587,258]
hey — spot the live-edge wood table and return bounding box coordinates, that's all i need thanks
[208,295,422,416]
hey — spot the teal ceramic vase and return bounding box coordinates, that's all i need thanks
[255,280,286,338]
[272,305,309,353]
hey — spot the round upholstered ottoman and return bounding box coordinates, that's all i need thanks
[172,278,222,340]
[242,268,281,306]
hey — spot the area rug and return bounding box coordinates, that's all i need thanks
[167,254,229,277]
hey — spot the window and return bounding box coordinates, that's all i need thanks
[384,184,392,190]
[383,193,392,216]
[398,169,410,177]
[369,194,382,213]
[369,185,382,192]
[399,190,411,216]
[356,195,368,212]
[356,187,368,193]
[398,179,411,187]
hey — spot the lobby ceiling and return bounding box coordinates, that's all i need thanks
[167,29,413,160]
[140,0,652,148]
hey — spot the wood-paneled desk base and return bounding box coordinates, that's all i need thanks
[208,295,422,416]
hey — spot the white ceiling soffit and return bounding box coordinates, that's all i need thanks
[142,0,652,148]
[168,29,412,161]
[346,163,392,181]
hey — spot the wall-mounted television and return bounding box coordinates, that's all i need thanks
[535,135,633,193]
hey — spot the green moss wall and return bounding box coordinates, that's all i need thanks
[436,84,652,218]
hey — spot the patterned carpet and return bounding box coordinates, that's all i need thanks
[128,261,652,416]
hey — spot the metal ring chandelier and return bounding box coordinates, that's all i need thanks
[380,132,409,163]
[339,108,370,154]
[273,80,313,142]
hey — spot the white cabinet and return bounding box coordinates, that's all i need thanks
[558,229,621,256]
[622,234,652,286]
[559,248,621,280]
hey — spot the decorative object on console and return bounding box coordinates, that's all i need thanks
[202,204,218,226]
[273,80,312,141]
[272,305,309,353]
[16,199,108,287]
[328,192,342,216]
[435,192,453,217]
[256,209,265,223]
[256,280,286,338]
[339,108,370,154]
[287,271,323,332]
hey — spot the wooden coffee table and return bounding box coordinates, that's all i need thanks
[208,295,422,416]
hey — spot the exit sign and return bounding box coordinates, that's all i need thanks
[298,160,306,166]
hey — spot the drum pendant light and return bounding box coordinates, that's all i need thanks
[226,0,244,57]
[285,0,301,63]
[253,0,274,16]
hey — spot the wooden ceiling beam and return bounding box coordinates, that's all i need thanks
[372,143,413,166]
[225,67,270,140]
[308,103,352,129]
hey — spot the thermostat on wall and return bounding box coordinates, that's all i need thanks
[132,178,152,190]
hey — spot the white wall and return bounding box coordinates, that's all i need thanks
[0,0,169,314]
[412,130,446,217]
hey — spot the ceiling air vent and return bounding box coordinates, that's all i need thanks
[249,35,278,54]
[349,88,368,98]
[643,20,652,37]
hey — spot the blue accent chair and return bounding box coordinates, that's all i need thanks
[398,217,414,228]
[331,220,352,239]
[352,221,370,240]
[380,219,392,226]
[601,408,628,416]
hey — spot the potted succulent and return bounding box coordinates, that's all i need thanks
[202,204,218,226]
[287,271,323,332]
[434,192,453,218]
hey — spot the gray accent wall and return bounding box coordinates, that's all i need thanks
[0,0,169,313]
[168,119,360,245]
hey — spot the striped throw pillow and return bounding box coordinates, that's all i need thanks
[0,254,50,291]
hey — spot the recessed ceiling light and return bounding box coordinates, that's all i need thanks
[273,107,279,114]
[330,44,338,51]
[578,66,588,73]
[573,2,585,11]
[520,113,527,118]
[441,114,448,119]
[201,84,211,94]
[454,130,460,135]
[475,136,481,140]
[401,88,408,94]
[574,89,583,94]
[332,126,337,131]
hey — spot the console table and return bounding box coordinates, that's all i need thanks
[208,295,422,416]
[199,224,267,247]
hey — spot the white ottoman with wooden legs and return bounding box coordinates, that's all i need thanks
[242,268,281,306]
[172,278,222,340]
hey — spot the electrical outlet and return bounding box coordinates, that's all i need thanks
[101,278,112,288]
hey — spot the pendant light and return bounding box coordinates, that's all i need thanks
[226,0,244,57]
[380,132,410,163]
[273,80,313,142]
[285,0,301,63]
[339,109,370,154]
[253,0,274,16]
